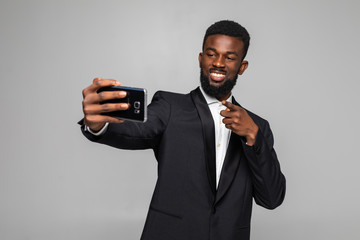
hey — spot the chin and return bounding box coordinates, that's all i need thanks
[200,70,238,98]
[210,80,226,87]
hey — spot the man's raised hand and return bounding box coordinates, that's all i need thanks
[220,101,259,146]
[82,78,129,132]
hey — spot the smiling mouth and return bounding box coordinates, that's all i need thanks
[210,70,226,82]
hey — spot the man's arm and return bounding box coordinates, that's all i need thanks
[221,101,286,209]
[80,86,171,150]
[242,120,286,209]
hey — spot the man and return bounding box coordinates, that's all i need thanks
[80,20,285,240]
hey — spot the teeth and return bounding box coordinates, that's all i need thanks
[211,73,225,77]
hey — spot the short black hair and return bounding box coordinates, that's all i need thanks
[202,20,250,59]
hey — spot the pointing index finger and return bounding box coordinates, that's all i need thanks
[222,100,244,112]
[222,100,235,110]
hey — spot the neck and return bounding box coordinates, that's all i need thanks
[216,92,231,102]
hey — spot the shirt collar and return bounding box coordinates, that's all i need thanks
[199,86,232,105]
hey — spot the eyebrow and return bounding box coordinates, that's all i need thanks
[205,47,239,56]
[226,51,238,56]
[205,47,217,52]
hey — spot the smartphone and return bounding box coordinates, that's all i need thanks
[97,86,147,122]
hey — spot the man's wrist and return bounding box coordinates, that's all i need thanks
[85,122,109,136]
[245,126,259,146]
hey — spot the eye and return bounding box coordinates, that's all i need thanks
[206,53,215,57]
[226,56,236,61]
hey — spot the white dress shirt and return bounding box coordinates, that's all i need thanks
[199,87,232,188]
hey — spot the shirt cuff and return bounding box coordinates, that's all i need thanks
[85,122,109,136]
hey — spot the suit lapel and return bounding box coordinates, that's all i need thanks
[215,97,244,205]
[190,88,217,195]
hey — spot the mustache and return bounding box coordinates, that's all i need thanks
[210,68,227,73]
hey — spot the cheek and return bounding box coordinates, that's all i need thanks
[230,64,241,75]
[202,57,213,66]
[199,59,204,69]
[200,61,210,71]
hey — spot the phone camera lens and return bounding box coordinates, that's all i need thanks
[134,101,140,109]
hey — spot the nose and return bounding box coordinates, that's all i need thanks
[213,55,225,68]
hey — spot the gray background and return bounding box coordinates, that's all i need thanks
[1,0,359,239]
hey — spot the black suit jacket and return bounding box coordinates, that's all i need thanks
[80,87,286,240]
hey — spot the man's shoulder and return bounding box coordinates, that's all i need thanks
[246,108,268,124]
[154,90,189,98]
[234,98,269,128]
[152,90,192,104]
[243,107,273,134]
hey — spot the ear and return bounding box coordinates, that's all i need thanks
[198,53,203,68]
[238,60,248,75]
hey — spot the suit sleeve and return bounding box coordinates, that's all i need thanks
[79,91,171,150]
[242,119,286,209]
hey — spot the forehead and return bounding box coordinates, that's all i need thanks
[204,34,244,54]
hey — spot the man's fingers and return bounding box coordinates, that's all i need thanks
[92,77,102,83]
[222,117,233,124]
[91,78,121,91]
[82,78,128,128]
[84,78,122,95]
[101,103,130,113]
[222,117,241,126]
[220,109,234,118]
[221,100,244,111]
[92,77,121,85]
[82,91,127,108]
[97,90,127,102]
[220,108,242,119]
[221,100,235,110]
[83,103,129,115]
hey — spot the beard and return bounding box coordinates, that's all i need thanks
[200,69,238,99]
